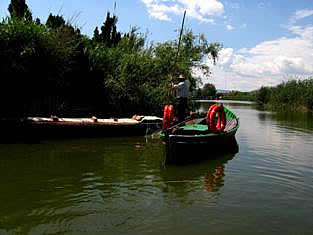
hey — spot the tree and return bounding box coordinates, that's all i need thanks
[205,42,221,65]
[93,27,100,42]
[35,17,41,25]
[46,14,66,29]
[201,83,217,99]
[93,12,121,46]
[119,27,145,52]
[156,30,221,86]
[256,86,271,104]
[8,0,32,21]
[46,13,81,39]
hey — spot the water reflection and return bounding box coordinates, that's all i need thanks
[257,111,275,122]
[2,101,313,234]
[0,137,164,234]
[0,140,106,234]
[204,164,225,193]
[255,106,313,133]
[274,111,313,132]
[160,152,236,201]
[164,136,239,165]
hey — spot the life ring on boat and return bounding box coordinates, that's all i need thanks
[206,104,226,132]
[162,105,174,129]
[206,104,218,126]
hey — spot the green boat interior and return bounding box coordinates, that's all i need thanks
[168,106,239,136]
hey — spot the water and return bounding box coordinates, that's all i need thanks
[1,101,313,234]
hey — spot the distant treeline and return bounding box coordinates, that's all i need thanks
[0,0,221,119]
[193,83,217,100]
[255,78,313,111]
[223,91,257,102]
[223,78,313,112]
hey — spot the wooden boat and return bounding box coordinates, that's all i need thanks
[160,104,239,164]
[1,115,162,141]
[28,115,163,138]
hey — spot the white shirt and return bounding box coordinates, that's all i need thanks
[174,79,190,98]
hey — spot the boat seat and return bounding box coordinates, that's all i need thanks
[171,124,210,135]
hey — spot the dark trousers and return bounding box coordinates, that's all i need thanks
[175,97,187,122]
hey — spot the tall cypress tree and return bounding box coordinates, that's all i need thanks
[46,14,66,29]
[8,0,32,21]
[93,27,101,42]
[93,12,121,46]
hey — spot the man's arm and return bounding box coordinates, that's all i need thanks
[173,81,184,88]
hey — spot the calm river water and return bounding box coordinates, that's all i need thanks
[1,101,313,234]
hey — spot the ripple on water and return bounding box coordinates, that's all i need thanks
[1,104,313,234]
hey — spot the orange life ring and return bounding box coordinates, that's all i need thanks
[162,105,174,129]
[206,104,226,132]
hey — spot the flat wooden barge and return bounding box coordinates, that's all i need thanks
[1,116,162,141]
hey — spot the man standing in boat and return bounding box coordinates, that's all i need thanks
[173,74,191,123]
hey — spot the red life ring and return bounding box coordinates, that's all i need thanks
[162,105,174,129]
[162,105,169,129]
[206,104,218,128]
[206,104,226,132]
[206,104,217,123]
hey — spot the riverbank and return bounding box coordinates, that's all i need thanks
[255,78,313,112]
[222,78,313,112]
[1,2,220,121]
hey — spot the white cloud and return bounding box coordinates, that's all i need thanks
[289,25,313,40]
[206,9,313,91]
[226,24,234,31]
[292,9,313,21]
[141,0,224,22]
[218,48,234,65]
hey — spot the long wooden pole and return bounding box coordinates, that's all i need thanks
[175,10,186,64]
[168,10,186,100]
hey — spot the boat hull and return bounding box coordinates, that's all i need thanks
[164,132,238,164]
[161,105,240,164]
[0,116,162,142]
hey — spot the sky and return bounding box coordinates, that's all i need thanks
[1,0,313,91]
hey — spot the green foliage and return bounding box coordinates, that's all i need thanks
[93,12,121,47]
[88,33,173,116]
[119,27,145,53]
[258,88,268,105]
[0,17,86,117]
[87,27,221,116]
[93,27,100,42]
[202,83,217,98]
[0,19,54,116]
[193,83,216,99]
[255,78,313,111]
[35,17,41,25]
[224,90,256,101]
[0,4,221,118]
[46,14,66,29]
[8,0,32,21]
[175,30,221,80]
